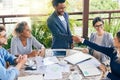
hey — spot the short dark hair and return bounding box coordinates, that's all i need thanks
[52,0,66,6]
[92,17,104,26]
[15,21,28,34]
[0,25,5,32]
[117,31,120,42]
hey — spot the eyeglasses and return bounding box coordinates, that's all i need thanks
[94,24,103,28]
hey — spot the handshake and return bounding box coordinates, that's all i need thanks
[72,35,84,43]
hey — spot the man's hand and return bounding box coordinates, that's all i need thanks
[15,55,22,63]
[72,35,83,43]
[16,55,27,70]
[71,43,74,49]
[19,55,27,64]
[16,55,27,64]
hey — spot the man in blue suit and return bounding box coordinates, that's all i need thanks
[47,0,73,49]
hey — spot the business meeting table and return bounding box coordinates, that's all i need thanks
[18,49,104,80]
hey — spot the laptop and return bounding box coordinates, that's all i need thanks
[64,52,92,65]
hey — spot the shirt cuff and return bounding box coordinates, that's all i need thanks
[81,38,85,43]
[41,45,45,48]
[8,66,19,77]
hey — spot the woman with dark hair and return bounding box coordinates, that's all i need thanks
[11,21,45,57]
[82,17,113,65]
[0,25,27,80]
[73,31,120,80]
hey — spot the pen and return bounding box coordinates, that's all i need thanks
[76,58,92,64]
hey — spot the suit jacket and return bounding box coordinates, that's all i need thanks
[47,11,73,49]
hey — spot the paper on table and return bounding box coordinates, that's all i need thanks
[44,72,62,80]
[43,56,59,65]
[69,71,83,80]
[35,56,44,66]
[44,64,62,79]
[24,69,45,74]
[18,75,43,80]
[58,60,70,72]
[61,64,70,72]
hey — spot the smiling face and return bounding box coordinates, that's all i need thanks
[54,3,66,15]
[15,22,31,38]
[94,21,104,32]
[20,25,31,38]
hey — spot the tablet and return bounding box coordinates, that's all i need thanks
[53,51,66,57]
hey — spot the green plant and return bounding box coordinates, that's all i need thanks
[69,19,76,34]
[104,20,120,37]
[31,21,52,48]
[3,35,13,49]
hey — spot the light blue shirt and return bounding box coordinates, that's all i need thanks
[58,16,67,31]
[0,48,19,80]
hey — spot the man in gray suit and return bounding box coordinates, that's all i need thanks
[47,0,73,49]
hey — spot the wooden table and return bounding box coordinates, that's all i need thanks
[19,49,103,80]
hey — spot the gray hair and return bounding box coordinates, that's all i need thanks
[15,21,28,34]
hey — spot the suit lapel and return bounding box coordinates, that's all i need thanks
[53,12,68,33]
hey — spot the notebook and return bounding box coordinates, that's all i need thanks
[64,52,92,65]
[78,63,101,77]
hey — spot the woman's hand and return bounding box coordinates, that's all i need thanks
[38,48,45,57]
[82,48,89,53]
[28,49,45,58]
[28,50,38,57]
[98,64,107,75]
